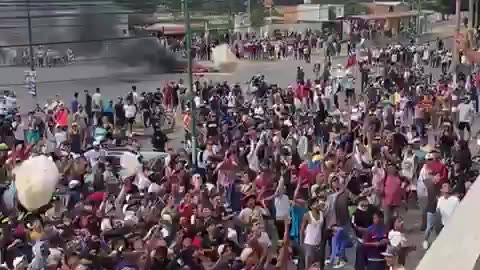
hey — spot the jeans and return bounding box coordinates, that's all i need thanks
[355,242,367,270]
[418,197,428,231]
[415,118,425,137]
[383,205,398,228]
[330,226,353,263]
[424,212,436,243]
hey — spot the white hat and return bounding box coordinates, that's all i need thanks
[240,247,254,262]
[68,180,81,189]
[217,244,226,256]
[161,214,173,223]
[13,256,26,268]
[227,228,238,244]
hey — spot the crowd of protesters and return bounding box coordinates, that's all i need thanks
[0,32,476,270]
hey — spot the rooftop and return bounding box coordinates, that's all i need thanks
[338,10,418,20]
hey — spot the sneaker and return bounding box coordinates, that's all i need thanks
[333,260,347,269]
[423,240,429,250]
[324,259,331,265]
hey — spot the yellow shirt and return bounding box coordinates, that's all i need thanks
[393,92,401,105]
[29,231,43,241]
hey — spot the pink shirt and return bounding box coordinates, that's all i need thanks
[371,167,385,193]
[382,175,403,207]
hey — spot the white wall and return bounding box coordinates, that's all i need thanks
[297,4,321,22]
[260,22,324,35]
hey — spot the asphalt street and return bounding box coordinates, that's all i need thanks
[0,33,463,269]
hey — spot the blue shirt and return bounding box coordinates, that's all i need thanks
[71,98,78,113]
[365,224,387,260]
[103,102,113,113]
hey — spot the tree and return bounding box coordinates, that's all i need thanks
[247,0,270,27]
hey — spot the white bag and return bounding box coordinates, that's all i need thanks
[14,155,60,211]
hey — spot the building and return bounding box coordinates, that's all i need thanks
[360,1,410,14]
[338,1,418,36]
[236,4,344,37]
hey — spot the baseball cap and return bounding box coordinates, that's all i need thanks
[381,245,400,257]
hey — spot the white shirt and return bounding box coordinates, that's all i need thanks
[84,148,106,168]
[54,131,67,146]
[458,102,474,123]
[131,91,139,104]
[124,104,136,118]
[197,150,211,169]
[437,195,460,225]
[388,229,407,247]
[92,93,102,112]
[12,121,25,141]
[274,193,290,218]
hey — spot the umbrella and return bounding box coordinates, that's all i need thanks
[14,155,60,211]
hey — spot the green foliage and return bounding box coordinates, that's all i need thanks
[250,7,266,27]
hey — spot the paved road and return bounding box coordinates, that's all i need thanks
[0,33,463,269]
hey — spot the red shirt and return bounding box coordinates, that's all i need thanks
[382,175,403,207]
[178,203,193,219]
[296,84,305,99]
[427,161,448,185]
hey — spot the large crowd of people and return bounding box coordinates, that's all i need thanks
[0,31,477,270]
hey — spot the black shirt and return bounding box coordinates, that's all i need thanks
[114,103,125,120]
[352,206,375,237]
[206,120,218,137]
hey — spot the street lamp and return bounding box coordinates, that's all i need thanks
[182,0,197,169]
[26,0,34,71]
[26,0,37,96]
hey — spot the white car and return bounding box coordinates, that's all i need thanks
[105,149,170,176]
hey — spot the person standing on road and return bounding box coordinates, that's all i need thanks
[382,165,403,228]
[92,88,103,126]
[363,211,388,270]
[114,97,125,129]
[12,114,25,147]
[84,89,92,126]
[301,196,325,269]
[436,182,460,232]
[71,92,79,114]
[456,98,474,141]
[123,98,137,136]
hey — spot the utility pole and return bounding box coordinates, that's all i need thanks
[25,0,37,97]
[26,0,34,72]
[470,0,475,28]
[416,0,422,34]
[182,0,197,168]
[453,0,462,85]
[469,0,476,48]
[247,0,251,32]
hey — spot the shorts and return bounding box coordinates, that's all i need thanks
[127,117,135,124]
[346,88,354,97]
[15,139,24,146]
[458,122,471,132]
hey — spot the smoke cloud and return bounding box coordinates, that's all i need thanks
[0,1,181,72]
